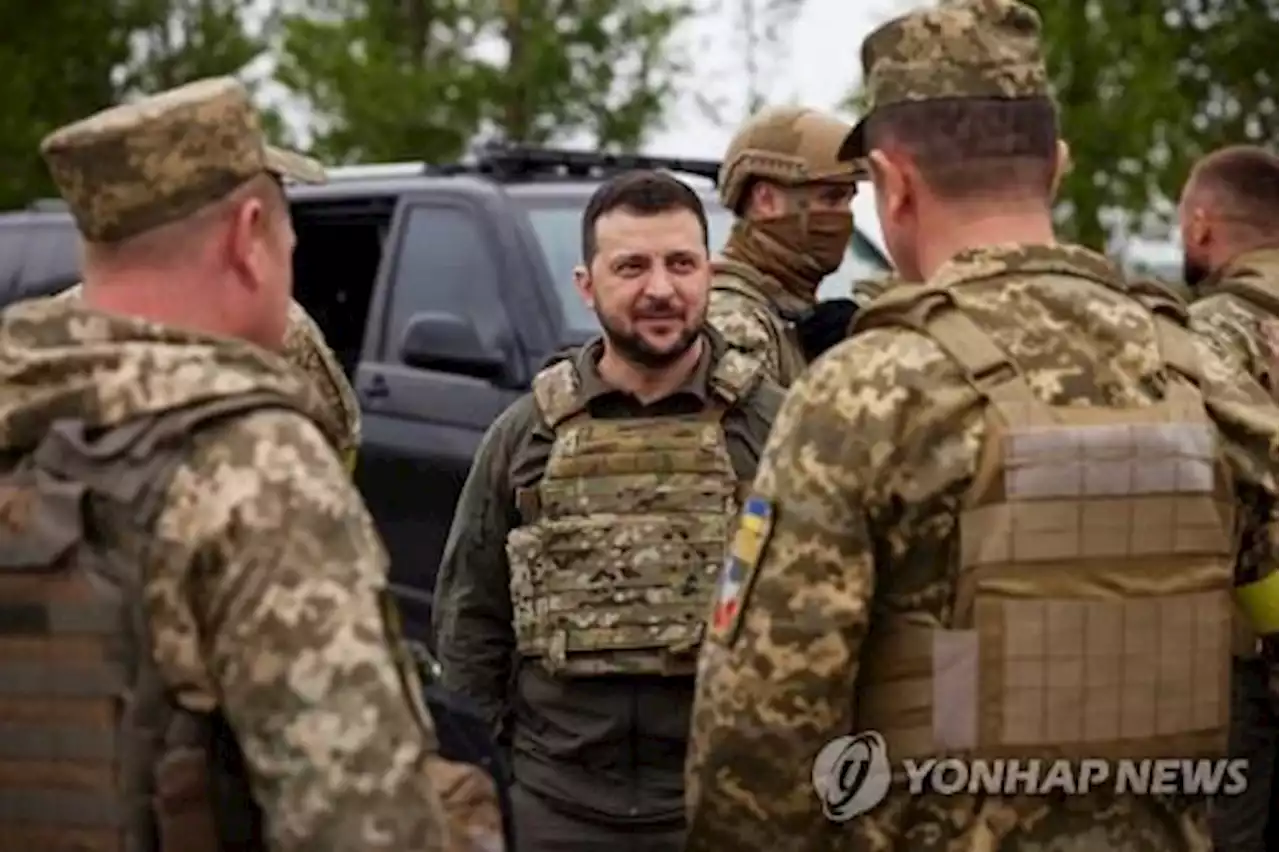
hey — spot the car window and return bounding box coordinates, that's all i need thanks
[0,227,30,305]
[19,224,80,295]
[384,202,507,361]
[519,198,890,338]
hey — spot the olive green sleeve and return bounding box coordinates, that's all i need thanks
[433,395,537,732]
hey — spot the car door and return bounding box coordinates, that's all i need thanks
[354,192,527,642]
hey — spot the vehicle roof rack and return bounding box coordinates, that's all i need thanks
[470,142,722,185]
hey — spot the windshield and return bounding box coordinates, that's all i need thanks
[519,198,891,338]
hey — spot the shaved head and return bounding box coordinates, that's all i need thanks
[1179,145,1278,289]
[1184,145,1279,234]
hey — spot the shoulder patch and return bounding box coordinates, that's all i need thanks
[709,495,775,645]
[531,360,584,428]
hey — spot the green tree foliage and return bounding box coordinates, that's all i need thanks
[0,4,132,209]
[844,0,1279,249]
[277,0,694,164]
[0,0,280,211]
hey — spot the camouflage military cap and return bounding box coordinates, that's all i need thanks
[719,106,864,213]
[40,76,326,243]
[839,0,1051,161]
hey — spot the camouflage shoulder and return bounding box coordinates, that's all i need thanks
[1188,295,1264,384]
[788,325,964,469]
[281,299,362,458]
[149,405,380,704]
[707,287,781,367]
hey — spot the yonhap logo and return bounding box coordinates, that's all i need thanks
[811,731,893,821]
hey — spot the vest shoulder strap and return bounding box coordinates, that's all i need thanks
[34,392,304,536]
[531,360,586,429]
[851,281,1043,410]
[1128,278,1208,389]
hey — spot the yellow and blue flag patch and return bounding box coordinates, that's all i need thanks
[710,496,775,644]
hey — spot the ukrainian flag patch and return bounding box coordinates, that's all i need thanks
[709,496,774,645]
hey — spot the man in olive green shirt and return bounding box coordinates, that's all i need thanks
[433,170,781,851]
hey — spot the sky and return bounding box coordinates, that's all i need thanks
[641,0,897,158]
[251,0,1181,259]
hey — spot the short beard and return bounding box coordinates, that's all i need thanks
[1182,254,1211,294]
[599,312,702,369]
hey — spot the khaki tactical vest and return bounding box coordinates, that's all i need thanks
[506,351,762,678]
[0,394,297,852]
[850,283,1237,763]
[711,260,808,387]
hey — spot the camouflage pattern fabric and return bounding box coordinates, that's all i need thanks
[505,348,760,677]
[684,244,1279,852]
[434,335,782,826]
[718,106,862,213]
[0,299,423,849]
[40,76,324,243]
[50,284,362,464]
[851,275,909,309]
[707,263,810,387]
[1188,248,1279,852]
[1188,248,1280,401]
[840,0,1052,161]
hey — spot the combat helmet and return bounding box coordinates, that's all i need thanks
[718,106,864,214]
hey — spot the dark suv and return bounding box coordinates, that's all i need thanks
[0,146,892,641]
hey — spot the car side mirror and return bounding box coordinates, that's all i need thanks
[400,311,509,382]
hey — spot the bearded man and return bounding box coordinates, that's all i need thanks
[432,170,783,852]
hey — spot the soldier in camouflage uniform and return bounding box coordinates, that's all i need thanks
[0,77,501,852]
[1177,144,1280,852]
[433,170,782,851]
[707,106,863,386]
[50,286,363,471]
[685,2,1279,850]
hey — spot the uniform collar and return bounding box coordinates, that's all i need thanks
[928,243,1129,293]
[573,334,716,406]
[1201,247,1279,297]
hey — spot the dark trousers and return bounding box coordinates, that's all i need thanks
[510,785,684,852]
[1211,656,1277,852]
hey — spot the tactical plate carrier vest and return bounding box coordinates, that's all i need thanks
[850,282,1237,763]
[711,260,808,387]
[0,394,295,852]
[506,351,761,678]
